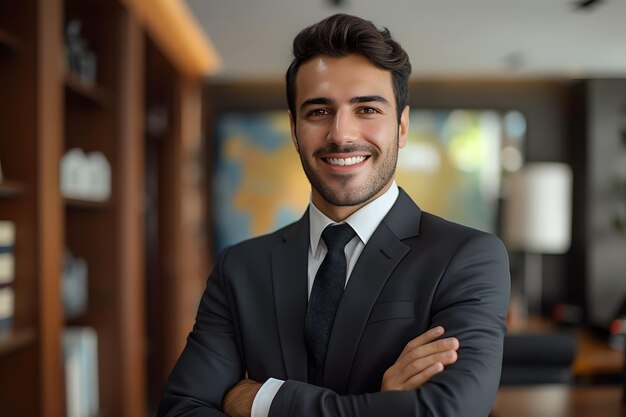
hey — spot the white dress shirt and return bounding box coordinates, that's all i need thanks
[251,182,400,417]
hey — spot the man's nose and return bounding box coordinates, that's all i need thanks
[327,110,358,144]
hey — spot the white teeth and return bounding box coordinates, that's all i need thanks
[326,156,366,166]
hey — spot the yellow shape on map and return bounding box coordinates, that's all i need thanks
[225,115,310,236]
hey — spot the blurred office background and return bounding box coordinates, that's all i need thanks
[0,0,625,416]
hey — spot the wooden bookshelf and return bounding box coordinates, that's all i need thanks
[64,71,113,107]
[0,0,215,416]
[0,327,36,356]
[0,1,63,416]
[0,181,25,198]
[64,197,111,210]
[62,2,146,416]
[144,36,211,412]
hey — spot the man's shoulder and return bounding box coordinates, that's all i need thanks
[384,189,501,248]
[420,210,484,236]
[222,216,305,256]
[203,219,306,289]
[418,210,505,249]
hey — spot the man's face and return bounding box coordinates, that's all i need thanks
[290,54,409,219]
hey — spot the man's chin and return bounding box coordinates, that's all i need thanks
[316,186,376,208]
[306,168,388,208]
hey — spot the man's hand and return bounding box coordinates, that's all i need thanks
[223,379,262,417]
[381,326,459,392]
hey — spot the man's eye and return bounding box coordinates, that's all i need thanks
[308,109,329,117]
[360,107,378,114]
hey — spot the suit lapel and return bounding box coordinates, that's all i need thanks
[271,213,309,382]
[323,189,421,392]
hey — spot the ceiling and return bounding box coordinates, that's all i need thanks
[185,0,626,81]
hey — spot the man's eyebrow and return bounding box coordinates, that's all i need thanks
[351,95,391,106]
[300,97,335,112]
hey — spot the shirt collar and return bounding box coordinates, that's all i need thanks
[309,181,399,256]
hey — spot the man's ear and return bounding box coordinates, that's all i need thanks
[398,105,410,149]
[289,110,300,153]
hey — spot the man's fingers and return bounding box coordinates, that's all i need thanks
[395,348,458,383]
[381,327,460,392]
[401,326,444,355]
[396,335,459,369]
[402,362,445,391]
[396,326,445,367]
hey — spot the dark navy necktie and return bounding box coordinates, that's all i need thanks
[305,223,356,385]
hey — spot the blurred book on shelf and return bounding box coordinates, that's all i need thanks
[0,221,15,332]
[0,286,14,332]
[0,221,15,286]
[63,327,99,417]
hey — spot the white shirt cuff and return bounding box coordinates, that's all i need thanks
[251,378,284,417]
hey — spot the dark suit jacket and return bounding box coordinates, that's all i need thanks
[158,189,511,417]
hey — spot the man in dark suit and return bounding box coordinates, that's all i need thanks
[158,13,510,417]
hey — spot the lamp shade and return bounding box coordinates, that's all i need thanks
[503,163,573,254]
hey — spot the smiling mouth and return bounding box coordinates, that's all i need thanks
[323,156,368,166]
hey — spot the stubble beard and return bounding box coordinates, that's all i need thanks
[298,137,399,207]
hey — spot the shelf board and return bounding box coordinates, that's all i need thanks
[64,72,113,107]
[0,327,37,356]
[65,197,111,209]
[0,28,23,53]
[0,180,25,198]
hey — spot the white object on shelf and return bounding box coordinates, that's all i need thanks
[85,151,111,202]
[61,148,90,200]
[60,148,111,202]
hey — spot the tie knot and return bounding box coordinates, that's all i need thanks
[321,223,356,251]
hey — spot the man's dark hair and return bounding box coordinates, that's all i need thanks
[286,14,411,121]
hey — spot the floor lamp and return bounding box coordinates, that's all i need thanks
[503,163,573,316]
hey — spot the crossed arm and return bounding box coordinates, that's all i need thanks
[158,233,510,417]
[223,326,460,417]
